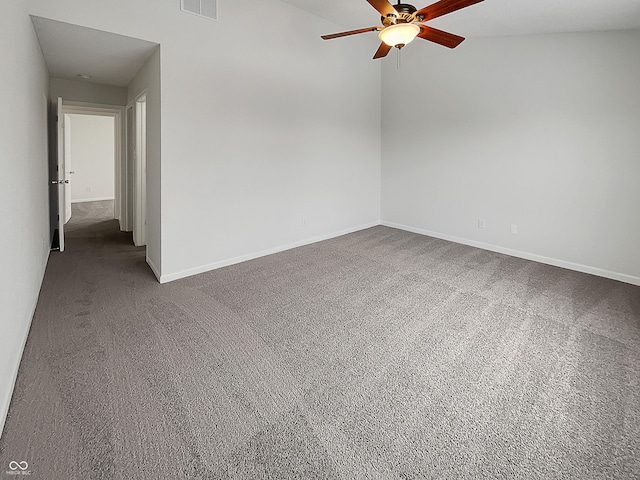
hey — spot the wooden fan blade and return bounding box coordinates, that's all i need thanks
[367,0,398,17]
[373,42,392,59]
[416,0,484,22]
[418,25,465,48]
[321,26,380,40]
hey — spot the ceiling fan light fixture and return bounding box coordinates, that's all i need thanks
[379,23,420,48]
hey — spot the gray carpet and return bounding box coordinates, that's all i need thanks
[1,200,639,479]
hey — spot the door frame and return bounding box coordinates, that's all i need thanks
[61,101,127,231]
[56,98,65,251]
[125,103,135,234]
[133,91,147,247]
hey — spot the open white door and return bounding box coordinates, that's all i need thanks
[63,114,73,224]
[55,97,67,252]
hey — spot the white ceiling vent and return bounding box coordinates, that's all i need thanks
[181,0,217,20]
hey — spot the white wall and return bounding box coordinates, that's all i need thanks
[50,77,127,106]
[128,47,161,275]
[159,3,381,281]
[0,6,50,433]
[28,0,382,283]
[381,30,640,284]
[67,114,116,203]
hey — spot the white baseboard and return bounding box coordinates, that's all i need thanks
[382,221,640,287]
[71,197,115,204]
[160,222,380,284]
[0,249,50,437]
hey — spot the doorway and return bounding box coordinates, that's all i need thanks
[32,16,159,275]
[52,100,149,250]
[63,112,116,222]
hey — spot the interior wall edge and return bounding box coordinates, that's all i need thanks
[382,220,640,287]
[159,221,381,284]
[146,256,161,282]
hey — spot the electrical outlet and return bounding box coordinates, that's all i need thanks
[478,218,486,229]
[86,186,93,193]
[511,224,518,234]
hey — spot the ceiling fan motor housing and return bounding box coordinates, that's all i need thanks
[382,3,420,26]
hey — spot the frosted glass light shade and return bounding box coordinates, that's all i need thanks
[379,23,421,47]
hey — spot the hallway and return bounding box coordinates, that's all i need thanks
[0,200,154,477]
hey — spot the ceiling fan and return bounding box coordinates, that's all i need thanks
[321,0,484,59]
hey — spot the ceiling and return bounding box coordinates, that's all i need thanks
[31,16,158,88]
[29,1,640,89]
[283,0,640,37]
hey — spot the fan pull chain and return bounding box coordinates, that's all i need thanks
[397,47,401,69]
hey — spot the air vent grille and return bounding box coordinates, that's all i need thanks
[181,0,217,20]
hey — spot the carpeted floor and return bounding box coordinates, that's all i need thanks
[1,200,639,479]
